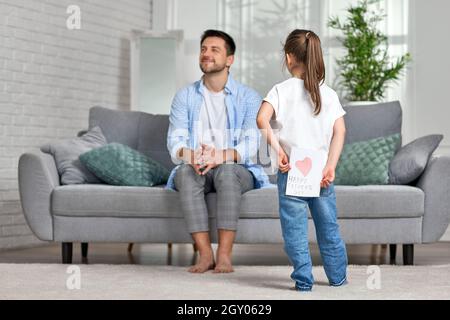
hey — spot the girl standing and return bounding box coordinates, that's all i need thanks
[257,29,348,292]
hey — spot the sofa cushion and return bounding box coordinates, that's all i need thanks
[40,126,107,185]
[52,184,424,219]
[88,106,175,171]
[79,143,170,187]
[136,112,175,171]
[208,185,424,219]
[389,134,444,184]
[331,185,424,218]
[88,106,141,149]
[334,133,401,185]
[52,185,184,218]
[342,101,402,146]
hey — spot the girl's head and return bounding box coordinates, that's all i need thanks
[283,29,325,115]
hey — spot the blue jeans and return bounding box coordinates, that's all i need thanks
[277,171,348,291]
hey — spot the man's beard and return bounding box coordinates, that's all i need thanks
[199,60,228,74]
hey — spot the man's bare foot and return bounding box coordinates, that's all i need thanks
[213,253,234,273]
[188,253,215,273]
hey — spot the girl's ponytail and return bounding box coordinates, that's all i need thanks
[305,32,325,115]
[284,30,325,115]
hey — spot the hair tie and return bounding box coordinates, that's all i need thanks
[305,32,311,39]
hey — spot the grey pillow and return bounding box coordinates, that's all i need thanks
[40,126,107,184]
[388,134,443,184]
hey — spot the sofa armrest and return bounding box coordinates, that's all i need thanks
[414,155,450,243]
[18,151,60,241]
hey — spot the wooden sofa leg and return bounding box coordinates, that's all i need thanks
[81,243,88,258]
[403,244,414,265]
[127,243,134,253]
[62,242,73,264]
[389,244,397,264]
[167,243,173,266]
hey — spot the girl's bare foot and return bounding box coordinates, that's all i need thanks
[213,253,234,273]
[188,252,215,273]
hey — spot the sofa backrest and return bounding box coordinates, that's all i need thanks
[343,101,402,145]
[88,106,174,171]
[88,101,402,172]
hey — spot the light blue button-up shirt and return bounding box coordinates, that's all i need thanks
[165,74,274,190]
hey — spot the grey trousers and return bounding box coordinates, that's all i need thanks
[173,163,254,233]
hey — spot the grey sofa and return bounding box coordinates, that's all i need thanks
[18,102,450,265]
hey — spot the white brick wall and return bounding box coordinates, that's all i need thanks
[0,0,151,250]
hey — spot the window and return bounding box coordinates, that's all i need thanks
[160,0,410,104]
[217,0,410,103]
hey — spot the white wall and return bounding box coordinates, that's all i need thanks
[170,0,220,86]
[410,0,450,157]
[410,0,450,241]
[0,0,151,250]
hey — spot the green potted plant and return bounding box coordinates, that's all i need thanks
[328,0,411,104]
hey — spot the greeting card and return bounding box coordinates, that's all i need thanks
[285,147,327,197]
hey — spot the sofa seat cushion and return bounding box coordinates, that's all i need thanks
[52,184,424,219]
[52,185,184,218]
[207,185,424,219]
[331,185,424,218]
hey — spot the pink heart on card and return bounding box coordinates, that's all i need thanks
[295,157,312,177]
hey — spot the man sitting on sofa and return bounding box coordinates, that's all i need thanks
[166,29,271,273]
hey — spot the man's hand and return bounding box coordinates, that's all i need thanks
[320,165,335,188]
[178,147,204,175]
[180,145,237,176]
[199,144,221,175]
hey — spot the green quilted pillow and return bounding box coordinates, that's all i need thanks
[334,133,401,185]
[79,143,170,187]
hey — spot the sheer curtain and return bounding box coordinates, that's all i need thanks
[217,0,320,96]
[217,0,410,97]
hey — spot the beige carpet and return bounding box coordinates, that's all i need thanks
[1,263,450,299]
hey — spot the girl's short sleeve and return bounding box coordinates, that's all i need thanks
[263,85,279,117]
[332,92,346,122]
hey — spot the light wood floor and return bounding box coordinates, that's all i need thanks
[1,242,450,266]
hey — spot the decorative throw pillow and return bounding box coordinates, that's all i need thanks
[79,143,170,187]
[388,134,443,184]
[40,126,107,184]
[334,133,401,185]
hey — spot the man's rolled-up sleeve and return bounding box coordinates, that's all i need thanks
[167,90,189,164]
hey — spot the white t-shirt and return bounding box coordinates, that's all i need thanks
[263,77,346,165]
[198,88,229,150]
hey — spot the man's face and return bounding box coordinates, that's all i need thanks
[199,37,234,74]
